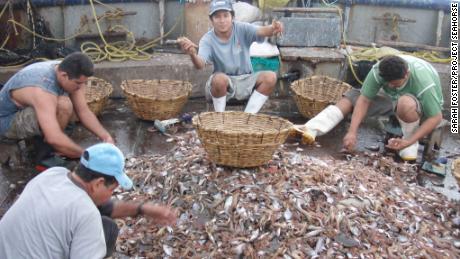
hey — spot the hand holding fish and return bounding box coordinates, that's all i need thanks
[386,138,410,151]
[177,37,198,56]
[271,19,284,37]
[343,131,357,152]
[141,203,177,225]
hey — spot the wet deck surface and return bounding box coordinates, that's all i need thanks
[1,98,460,217]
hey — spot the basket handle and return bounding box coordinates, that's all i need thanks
[245,113,253,125]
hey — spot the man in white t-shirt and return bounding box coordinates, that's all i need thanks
[0,143,176,258]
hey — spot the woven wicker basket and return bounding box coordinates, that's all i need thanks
[290,75,351,118]
[86,77,113,116]
[453,158,460,184]
[121,79,192,120]
[71,77,112,121]
[193,111,293,168]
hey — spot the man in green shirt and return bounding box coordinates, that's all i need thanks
[294,55,443,161]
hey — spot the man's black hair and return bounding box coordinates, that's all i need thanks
[378,55,408,82]
[209,10,235,19]
[58,52,94,79]
[75,164,117,187]
[75,151,117,187]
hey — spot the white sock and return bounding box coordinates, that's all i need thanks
[305,105,344,138]
[212,95,226,112]
[397,118,420,161]
[244,90,268,114]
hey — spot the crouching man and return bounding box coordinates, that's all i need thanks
[294,55,443,161]
[0,52,113,158]
[178,0,283,113]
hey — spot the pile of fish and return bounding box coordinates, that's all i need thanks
[115,130,460,258]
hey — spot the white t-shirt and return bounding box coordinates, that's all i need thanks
[0,167,106,259]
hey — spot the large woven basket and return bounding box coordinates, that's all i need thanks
[86,77,113,116]
[72,77,112,121]
[290,76,351,118]
[453,158,460,184]
[121,79,192,120]
[193,111,293,168]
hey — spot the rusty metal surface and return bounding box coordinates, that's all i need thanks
[275,17,341,48]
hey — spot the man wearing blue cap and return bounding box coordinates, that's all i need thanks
[0,143,176,258]
[178,0,283,113]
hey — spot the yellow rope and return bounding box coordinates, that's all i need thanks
[0,1,9,21]
[93,0,118,11]
[7,19,88,42]
[0,57,49,69]
[0,1,51,66]
[408,51,451,63]
[321,0,363,84]
[136,8,184,52]
[0,2,11,48]
[1,35,10,49]
[81,0,184,62]
[1,0,184,65]
[1,1,18,48]
[321,0,450,85]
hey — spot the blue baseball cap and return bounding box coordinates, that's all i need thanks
[80,143,133,190]
[209,0,233,16]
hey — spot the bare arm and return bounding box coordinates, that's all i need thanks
[71,88,113,143]
[343,95,371,151]
[256,20,283,37]
[190,52,206,70]
[110,201,176,225]
[177,37,206,70]
[15,87,84,158]
[386,113,442,151]
[409,113,442,143]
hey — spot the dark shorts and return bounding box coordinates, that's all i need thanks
[343,88,422,118]
[102,216,119,258]
[4,107,41,139]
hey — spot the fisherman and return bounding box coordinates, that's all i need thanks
[0,52,113,159]
[0,143,177,258]
[178,0,283,113]
[294,55,443,161]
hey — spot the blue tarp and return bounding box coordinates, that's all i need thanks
[22,0,453,11]
[23,0,153,7]
[337,0,452,12]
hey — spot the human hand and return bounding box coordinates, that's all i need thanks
[342,131,357,152]
[289,124,306,138]
[386,138,411,151]
[101,134,115,144]
[142,203,177,226]
[177,37,198,56]
[271,20,283,36]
